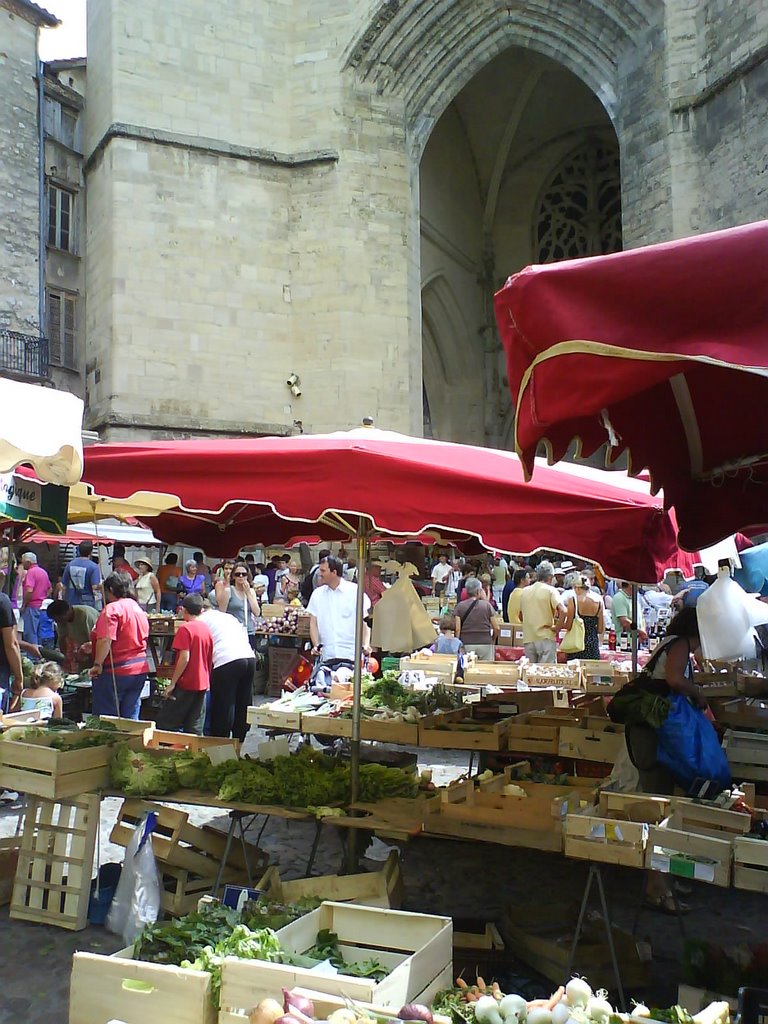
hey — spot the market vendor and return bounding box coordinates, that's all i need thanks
[308,555,371,669]
[46,599,99,673]
[88,572,150,718]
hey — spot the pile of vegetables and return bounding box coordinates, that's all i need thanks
[359,674,463,719]
[249,989,439,1024]
[134,901,387,1010]
[0,722,125,750]
[109,742,417,806]
[434,976,730,1024]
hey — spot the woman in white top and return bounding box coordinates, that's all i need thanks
[134,558,161,611]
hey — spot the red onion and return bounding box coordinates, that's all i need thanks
[275,1015,309,1024]
[398,1006,433,1024]
[282,989,315,1021]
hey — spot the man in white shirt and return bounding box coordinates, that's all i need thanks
[430,554,452,597]
[200,604,256,741]
[307,556,371,668]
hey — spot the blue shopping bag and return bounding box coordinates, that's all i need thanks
[655,693,732,794]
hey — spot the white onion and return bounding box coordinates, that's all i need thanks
[552,1002,571,1024]
[499,995,528,1023]
[586,996,613,1024]
[527,1010,553,1024]
[565,979,592,1010]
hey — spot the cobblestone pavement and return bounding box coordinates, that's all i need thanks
[1,711,765,1023]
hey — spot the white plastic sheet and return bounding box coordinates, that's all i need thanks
[697,570,768,661]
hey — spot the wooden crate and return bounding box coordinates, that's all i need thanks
[219,976,454,1024]
[111,799,265,879]
[299,711,352,738]
[598,790,672,824]
[423,779,564,852]
[732,836,768,893]
[453,919,505,950]
[646,818,732,886]
[98,716,155,745]
[502,901,650,988]
[523,664,582,689]
[400,653,456,682]
[712,698,768,731]
[160,863,248,916]
[478,690,557,715]
[564,812,648,868]
[735,670,768,697]
[677,985,739,1015]
[146,730,241,754]
[505,713,561,755]
[724,729,768,780]
[694,670,738,698]
[70,951,216,1024]
[361,716,419,744]
[558,722,624,763]
[0,834,20,907]
[247,703,302,731]
[670,798,751,841]
[473,767,586,824]
[10,793,99,930]
[418,707,512,750]
[0,707,43,727]
[463,663,520,686]
[219,901,452,1014]
[0,731,143,800]
[255,848,402,909]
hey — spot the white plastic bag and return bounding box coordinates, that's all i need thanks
[697,569,768,661]
[106,811,162,945]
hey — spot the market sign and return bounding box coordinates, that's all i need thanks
[0,472,68,534]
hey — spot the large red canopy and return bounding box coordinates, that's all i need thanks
[80,427,681,581]
[494,220,768,551]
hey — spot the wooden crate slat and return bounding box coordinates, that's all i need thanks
[598,791,672,823]
[564,813,647,868]
[69,951,215,1024]
[646,820,731,887]
[11,794,99,929]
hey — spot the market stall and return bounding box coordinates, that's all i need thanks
[494,219,768,551]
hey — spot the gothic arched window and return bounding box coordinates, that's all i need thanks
[535,140,622,262]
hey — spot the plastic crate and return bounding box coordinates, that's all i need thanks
[382,657,400,674]
[739,987,768,1024]
[267,647,303,697]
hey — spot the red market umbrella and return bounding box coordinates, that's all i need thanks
[80,427,682,582]
[79,426,687,829]
[494,220,768,551]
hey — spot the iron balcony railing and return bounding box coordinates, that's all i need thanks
[0,329,50,379]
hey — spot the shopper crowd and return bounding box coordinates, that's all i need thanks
[0,538,711,747]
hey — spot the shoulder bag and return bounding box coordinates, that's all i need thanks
[606,637,678,728]
[559,595,585,653]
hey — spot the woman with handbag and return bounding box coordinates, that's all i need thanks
[561,575,604,658]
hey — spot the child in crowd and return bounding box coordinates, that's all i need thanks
[21,661,63,719]
[432,613,463,655]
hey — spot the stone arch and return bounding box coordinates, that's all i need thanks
[421,273,481,440]
[346,0,662,157]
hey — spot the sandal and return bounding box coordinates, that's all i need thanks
[643,893,690,915]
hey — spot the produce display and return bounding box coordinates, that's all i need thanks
[133,900,387,1009]
[109,742,417,807]
[433,976,730,1024]
[261,607,310,635]
[0,721,125,749]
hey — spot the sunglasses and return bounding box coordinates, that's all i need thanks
[233,572,248,577]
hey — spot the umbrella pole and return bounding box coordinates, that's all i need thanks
[347,522,370,872]
[630,583,639,675]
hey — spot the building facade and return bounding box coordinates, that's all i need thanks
[2,2,767,447]
[0,0,57,380]
[43,58,87,399]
